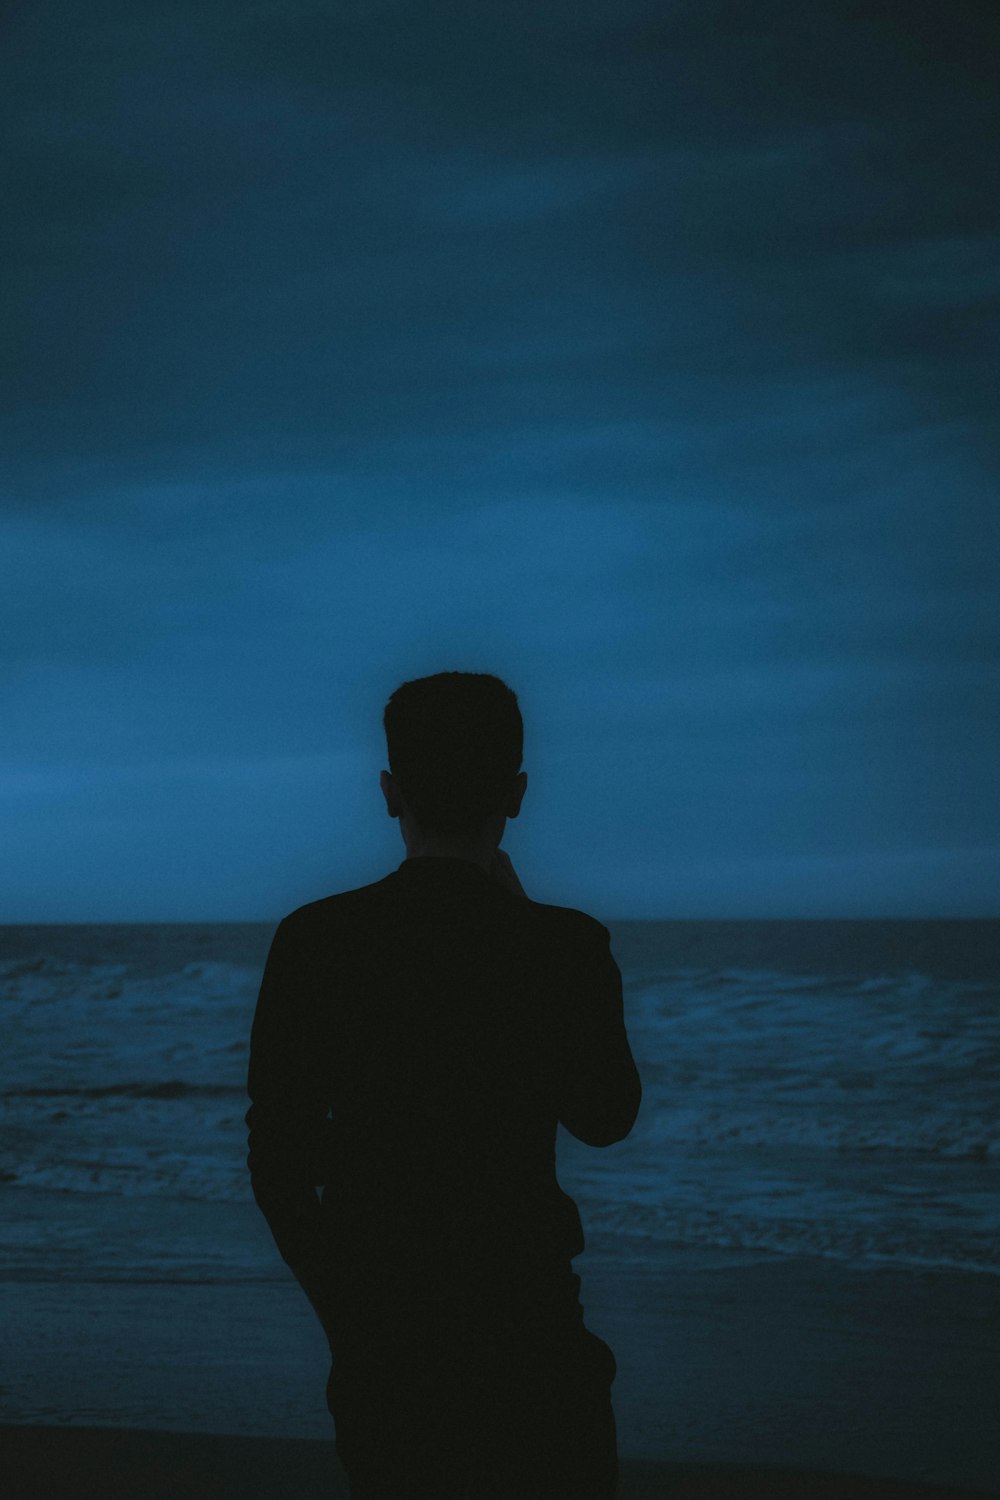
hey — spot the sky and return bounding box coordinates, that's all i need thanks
[2,0,998,922]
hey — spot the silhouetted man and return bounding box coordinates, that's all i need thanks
[246,671,641,1498]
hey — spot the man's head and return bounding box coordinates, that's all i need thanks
[380,671,526,849]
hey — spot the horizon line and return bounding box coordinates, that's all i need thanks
[2,913,999,926]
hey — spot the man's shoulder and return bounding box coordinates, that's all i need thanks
[521,897,609,944]
[277,874,397,929]
[274,878,608,945]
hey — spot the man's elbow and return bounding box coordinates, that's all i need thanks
[587,1096,641,1149]
[562,1072,642,1148]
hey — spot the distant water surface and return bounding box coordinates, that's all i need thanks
[1,918,997,1283]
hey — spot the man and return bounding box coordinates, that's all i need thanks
[246,670,642,1498]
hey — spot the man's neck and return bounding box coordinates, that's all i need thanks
[403,844,494,873]
[402,830,498,873]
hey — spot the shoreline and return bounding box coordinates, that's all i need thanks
[2,1188,998,1491]
[0,1424,993,1500]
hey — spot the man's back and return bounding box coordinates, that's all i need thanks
[247,854,640,1330]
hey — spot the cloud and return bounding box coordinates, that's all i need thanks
[6,0,997,485]
[2,1,997,915]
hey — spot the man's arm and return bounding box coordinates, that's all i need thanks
[245,914,333,1295]
[552,919,642,1148]
[490,852,641,1146]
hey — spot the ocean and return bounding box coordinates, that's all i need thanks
[2,917,997,1283]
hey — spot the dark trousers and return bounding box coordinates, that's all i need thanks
[324,1305,619,1499]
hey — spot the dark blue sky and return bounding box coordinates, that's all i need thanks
[3,1,998,920]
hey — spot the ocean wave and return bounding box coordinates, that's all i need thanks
[4,1159,249,1200]
[5,1081,247,1100]
[4,1159,997,1279]
[645,1107,998,1160]
[2,921,998,1285]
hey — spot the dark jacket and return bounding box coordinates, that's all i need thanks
[245,854,641,1343]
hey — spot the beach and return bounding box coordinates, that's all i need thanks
[0,1423,991,1500]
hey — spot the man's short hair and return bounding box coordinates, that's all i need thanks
[383,671,523,836]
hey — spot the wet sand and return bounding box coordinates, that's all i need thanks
[2,1193,997,1495]
[0,1423,993,1500]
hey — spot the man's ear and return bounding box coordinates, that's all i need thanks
[506,771,528,819]
[380,769,402,818]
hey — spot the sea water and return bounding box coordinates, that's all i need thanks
[1,917,997,1285]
